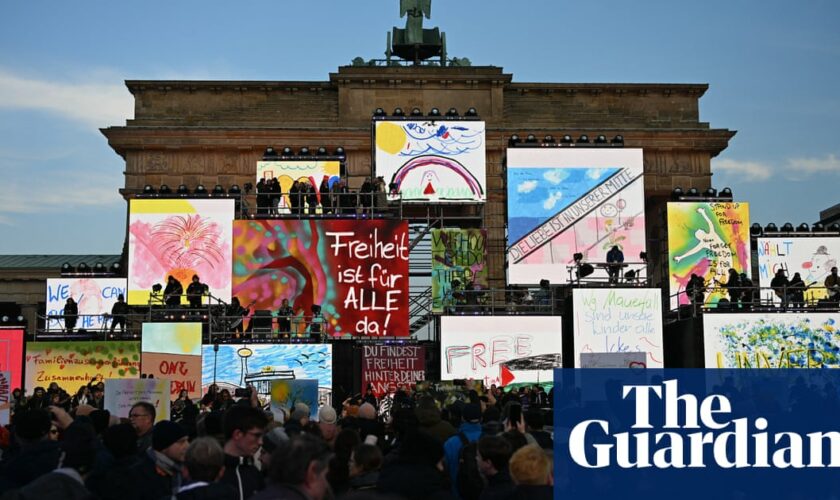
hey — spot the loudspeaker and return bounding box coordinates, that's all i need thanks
[251,310,273,332]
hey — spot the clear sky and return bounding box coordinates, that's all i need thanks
[1,0,838,254]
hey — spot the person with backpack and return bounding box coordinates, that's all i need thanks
[443,403,484,500]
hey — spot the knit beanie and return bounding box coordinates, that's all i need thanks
[152,420,188,451]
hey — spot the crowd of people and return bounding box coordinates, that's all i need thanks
[0,380,555,500]
[256,177,389,217]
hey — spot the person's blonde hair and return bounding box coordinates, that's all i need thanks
[509,444,553,485]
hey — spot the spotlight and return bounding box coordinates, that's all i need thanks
[177,184,189,195]
[812,222,825,232]
[750,223,763,236]
[334,147,345,156]
[212,184,225,196]
[1,317,7,323]
[110,262,121,274]
[77,262,90,274]
[612,135,625,145]
[263,147,277,159]
[159,184,172,195]
[828,223,840,233]
[525,134,538,144]
[93,262,106,274]
[764,223,778,233]
[573,252,584,263]
[465,107,478,117]
[298,147,310,156]
[594,135,608,145]
[15,315,23,323]
[281,147,294,156]
[446,107,459,117]
[373,108,386,117]
[410,107,423,117]
[796,223,810,233]
[143,184,156,195]
[704,187,717,198]
[577,134,590,144]
[781,222,795,233]
[625,270,637,281]
[228,184,241,195]
[560,135,573,144]
[639,251,648,262]
[194,184,207,196]
[509,134,521,146]
[429,107,441,117]
[393,107,405,117]
[316,147,328,156]
[719,187,733,200]
[61,262,73,275]
[687,187,700,197]
[543,135,555,144]
[672,187,684,199]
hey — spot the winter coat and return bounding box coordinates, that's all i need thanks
[220,454,264,500]
[176,482,239,500]
[0,440,61,492]
[416,405,457,444]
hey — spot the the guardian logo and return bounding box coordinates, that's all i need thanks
[569,379,840,469]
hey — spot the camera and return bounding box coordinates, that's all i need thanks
[234,387,252,398]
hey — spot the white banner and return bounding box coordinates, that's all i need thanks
[757,237,840,304]
[440,316,562,387]
[375,120,486,202]
[506,148,646,285]
[572,288,663,367]
[46,278,127,331]
[105,378,170,423]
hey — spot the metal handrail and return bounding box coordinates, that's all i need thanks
[668,284,840,321]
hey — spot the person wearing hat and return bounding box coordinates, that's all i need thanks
[317,406,338,448]
[135,419,189,498]
[443,402,483,497]
[258,427,289,473]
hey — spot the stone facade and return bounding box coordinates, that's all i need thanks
[102,65,734,290]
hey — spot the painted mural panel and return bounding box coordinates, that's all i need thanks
[0,330,24,391]
[232,219,409,337]
[256,160,341,211]
[374,120,486,202]
[431,228,488,313]
[506,149,646,285]
[201,344,332,405]
[440,316,562,387]
[360,344,425,397]
[703,313,840,368]
[572,288,664,367]
[667,202,751,309]
[46,278,127,331]
[25,341,141,393]
[128,199,234,305]
[757,237,840,305]
[141,323,203,399]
